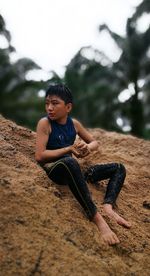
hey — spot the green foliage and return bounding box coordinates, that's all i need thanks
[64,47,120,131]
[97,2,150,138]
[0,14,47,130]
[64,0,150,138]
[0,0,150,139]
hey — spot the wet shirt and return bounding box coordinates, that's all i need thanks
[46,116,76,158]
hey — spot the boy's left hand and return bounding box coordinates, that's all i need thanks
[74,141,90,158]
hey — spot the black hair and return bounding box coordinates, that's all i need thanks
[45,84,73,104]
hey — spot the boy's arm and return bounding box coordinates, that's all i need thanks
[35,119,79,163]
[73,119,99,153]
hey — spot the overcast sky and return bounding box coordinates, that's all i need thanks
[1,0,142,77]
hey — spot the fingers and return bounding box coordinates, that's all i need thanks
[71,141,90,158]
[77,142,86,149]
[73,150,88,158]
[74,142,90,156]
[71,147,80,157]
[74,141,86,149]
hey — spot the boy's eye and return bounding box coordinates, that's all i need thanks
[52,101,59,105]
[45,101,59,105]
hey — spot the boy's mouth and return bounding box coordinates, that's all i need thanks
[48,113,55,118]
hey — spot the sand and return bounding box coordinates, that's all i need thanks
[0,115,150,275]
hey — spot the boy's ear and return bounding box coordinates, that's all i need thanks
[66,103,72,113]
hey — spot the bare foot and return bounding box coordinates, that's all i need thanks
[92,212,120,246]
[103,204,131,228]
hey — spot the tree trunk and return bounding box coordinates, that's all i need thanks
[130,81,144,137]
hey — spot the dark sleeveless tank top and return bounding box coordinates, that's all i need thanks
[46,116,76,156]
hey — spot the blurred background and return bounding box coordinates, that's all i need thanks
[0,0,150,139]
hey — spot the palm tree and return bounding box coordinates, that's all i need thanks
[0,14,47,129]
[98,0,150,137]
[65,46,121,131]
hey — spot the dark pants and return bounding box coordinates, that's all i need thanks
[44,157,126,220]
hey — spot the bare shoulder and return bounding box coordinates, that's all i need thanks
[36,117,51,135]
[72,118,82,133]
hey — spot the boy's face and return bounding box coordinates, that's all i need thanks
[45,95,72,122]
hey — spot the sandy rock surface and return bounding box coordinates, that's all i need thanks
[0,115,150,276]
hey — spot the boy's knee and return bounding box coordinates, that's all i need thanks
[63,156,79,168]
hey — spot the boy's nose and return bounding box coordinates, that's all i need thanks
[48,103,53,111]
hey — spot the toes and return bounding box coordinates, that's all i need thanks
[117,218,131,228]
[103,233,120,245]
[123,221,131,228]
[112,234,120,244]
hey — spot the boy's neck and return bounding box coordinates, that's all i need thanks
[55,115,68,125]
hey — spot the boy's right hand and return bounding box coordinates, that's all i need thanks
[70,141,90,158]
[69,145,81,158]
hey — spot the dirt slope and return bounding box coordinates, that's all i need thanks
[0,115,150,276]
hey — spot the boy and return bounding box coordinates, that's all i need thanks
[35,84,131,246]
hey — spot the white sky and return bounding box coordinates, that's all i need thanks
[1,0,142,77]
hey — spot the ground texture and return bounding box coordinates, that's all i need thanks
[0,115,150,276]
